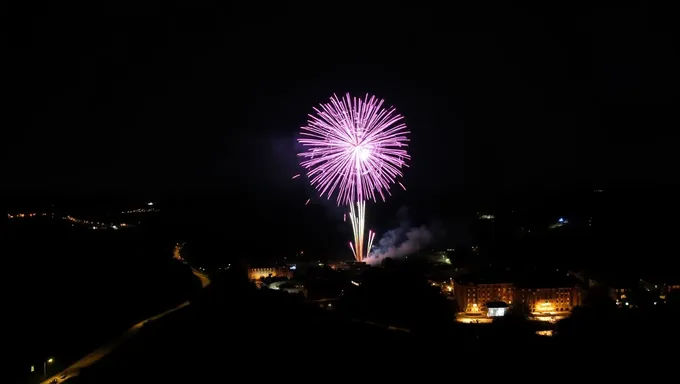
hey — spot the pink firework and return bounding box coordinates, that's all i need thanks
[297,93,410,205]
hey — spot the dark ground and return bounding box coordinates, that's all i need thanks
[70,272,423,382]
[60,269,676,383]
[5,218,199,383]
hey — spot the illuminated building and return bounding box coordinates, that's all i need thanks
[247,267,293,281]
[453,280,515,313]
[515,286,583,314]
[512,275,584,319]
[453,274,584,322]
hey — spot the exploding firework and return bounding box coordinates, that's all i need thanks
[298,93,410,261]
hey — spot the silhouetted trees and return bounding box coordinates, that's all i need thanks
[491,301,535,339]
[340,261,454,333]
[557,285,622,344]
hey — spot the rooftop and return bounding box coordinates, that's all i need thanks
[455,270,580,289]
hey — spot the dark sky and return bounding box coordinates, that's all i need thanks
[6,4,679,198]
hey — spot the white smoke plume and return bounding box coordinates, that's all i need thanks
[365,225,434,265]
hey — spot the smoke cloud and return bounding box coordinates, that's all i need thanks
[365,208,437,265]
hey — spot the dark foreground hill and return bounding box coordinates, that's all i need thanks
[4,218,199,383]
[69,274,420,383]
[67,268,680,382]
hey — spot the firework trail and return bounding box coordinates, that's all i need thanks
[298,93,410,261]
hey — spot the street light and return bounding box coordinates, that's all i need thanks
[44,358,53,380]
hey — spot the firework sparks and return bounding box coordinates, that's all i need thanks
[348,203,377,261]
[298,93,410,261]
[305,199,310,206]
[348,201,367,261]
[292,174,300,179]
[298,93,410,206]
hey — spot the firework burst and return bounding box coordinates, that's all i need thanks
[298,93,410,205]
[298,93,410,261]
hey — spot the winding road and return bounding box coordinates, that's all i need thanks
[41,268,210,384]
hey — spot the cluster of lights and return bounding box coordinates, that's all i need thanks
[536,301,555,313]
[430,279,454,293]
[7,207,160,233]
[173,243,185,262]
[121,208,159,214]
[7,212,50,219]
[7,211,132,231]
[548,217,569,229]
[65,215,129,230]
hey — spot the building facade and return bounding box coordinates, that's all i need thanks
[454,279,583,316]
[454,282,514,313]
[515,286,584,314]
[247,267,293,281]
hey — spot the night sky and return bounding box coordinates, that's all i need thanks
[5,5,680,256]
[10,4,679,193]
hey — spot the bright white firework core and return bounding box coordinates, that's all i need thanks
[355,145,370,162]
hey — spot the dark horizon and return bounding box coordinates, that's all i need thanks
[4,184,680,275]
